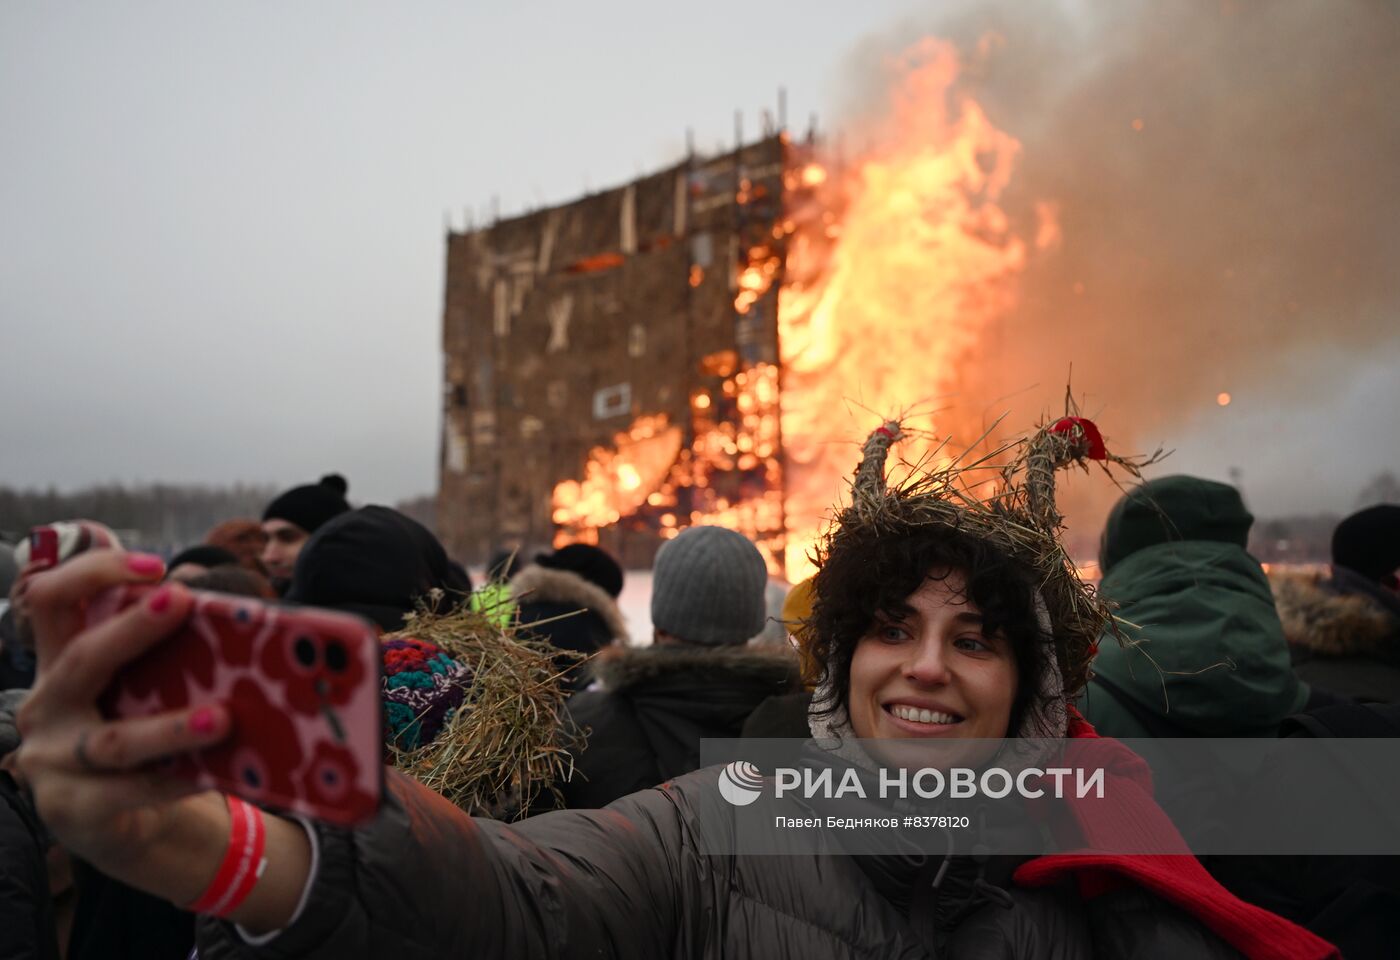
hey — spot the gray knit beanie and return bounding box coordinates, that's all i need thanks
[651,526,769,646]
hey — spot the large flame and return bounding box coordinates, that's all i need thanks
[778,38,1036,581]
[552,37,1043,582]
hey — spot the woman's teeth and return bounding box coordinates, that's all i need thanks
[890,705,960,725]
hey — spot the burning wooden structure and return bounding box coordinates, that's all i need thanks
[439,134,813,572]
[441,41,1046,580]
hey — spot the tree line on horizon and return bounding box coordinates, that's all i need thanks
[0,471,1394,562]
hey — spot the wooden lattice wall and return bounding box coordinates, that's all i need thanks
[439,135,789,568]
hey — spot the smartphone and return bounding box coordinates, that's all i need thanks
[28,526,59,568]
[87,585,383,826]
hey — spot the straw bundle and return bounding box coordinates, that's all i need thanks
[384,590,584,819]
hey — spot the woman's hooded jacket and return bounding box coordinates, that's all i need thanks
[190,688,1334,960]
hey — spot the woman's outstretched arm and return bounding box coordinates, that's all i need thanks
[16,548,695,959]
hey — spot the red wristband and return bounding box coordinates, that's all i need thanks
[187,796,267,917]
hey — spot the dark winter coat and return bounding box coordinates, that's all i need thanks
[0,691,59,960]
[66,859,194,960]
[1209,702,1400,960]
[1081,477,1309,738]
[195,766,1251,960]
[741,689,815,738]
[561,645,802,808]
[1274,567,1400,703]
[0,773,57,960]
[0,610,35,692]
[511,565,628,692]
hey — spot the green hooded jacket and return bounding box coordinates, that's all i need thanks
[1079,475,1309,738]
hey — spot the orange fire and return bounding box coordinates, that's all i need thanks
[551,366,785,569]
[553,36,1043,582]
[778,37,1035,581]
[735,244,782,315]
[552,415,684,542]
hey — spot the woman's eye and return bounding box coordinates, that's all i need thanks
[876,624,909,643]
[954,635,992,653]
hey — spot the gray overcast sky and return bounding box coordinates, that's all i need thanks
[2,1,1396,518]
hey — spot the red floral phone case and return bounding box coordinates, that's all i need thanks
[88,586,383,826]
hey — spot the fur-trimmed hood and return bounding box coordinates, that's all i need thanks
[510,564,629,643]
[588,643,802,694]
[558,643,805,807]
[1273,572,1400,660]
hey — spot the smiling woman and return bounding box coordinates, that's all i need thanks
[848,568,1020,742]
[813,527,1050,743]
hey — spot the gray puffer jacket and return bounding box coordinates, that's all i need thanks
[194,769,1238,960]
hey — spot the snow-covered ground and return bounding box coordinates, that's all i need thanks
[617,570,655,645]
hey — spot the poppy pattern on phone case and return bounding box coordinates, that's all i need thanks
[92,585,383,826]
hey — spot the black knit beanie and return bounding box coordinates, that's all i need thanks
[1333,504,1400,585]
[535,544,624,598]
[262,474,351,535]
[286,505,470,632]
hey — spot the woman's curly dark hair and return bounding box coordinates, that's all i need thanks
[805,519,1050,738]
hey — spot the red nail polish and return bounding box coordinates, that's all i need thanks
[190,707,217,735]
[147,585,173,614]
[127,554,164,577]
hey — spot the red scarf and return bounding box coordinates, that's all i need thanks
[1013,708,1339,960]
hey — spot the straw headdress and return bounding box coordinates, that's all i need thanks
[811,401,1160,720]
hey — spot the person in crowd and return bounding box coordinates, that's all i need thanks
[203,520,269,577]
[10,418,1338,959]
[285,505,472,633]
[1209,697,1400,959]
[511,543,628,690]
[0,688,61,959]
[166,545,276,597]
[1273,504,1400,702]
[2,521,194,960]
[164,545,242,583]
[560,526,802,808]
[0,542,16,619]
[469,547,523,628]
[179,565,277,600]
[748,578,793,646]
[741,575,818,737]
[1,521,122,691]
[259,474,351,594]
[1079,475,1311,737]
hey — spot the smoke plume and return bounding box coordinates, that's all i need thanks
[831,0,1400,553]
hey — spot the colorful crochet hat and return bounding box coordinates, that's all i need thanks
[381,636,473,752]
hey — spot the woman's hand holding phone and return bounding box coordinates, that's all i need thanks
[9,551,312,933]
